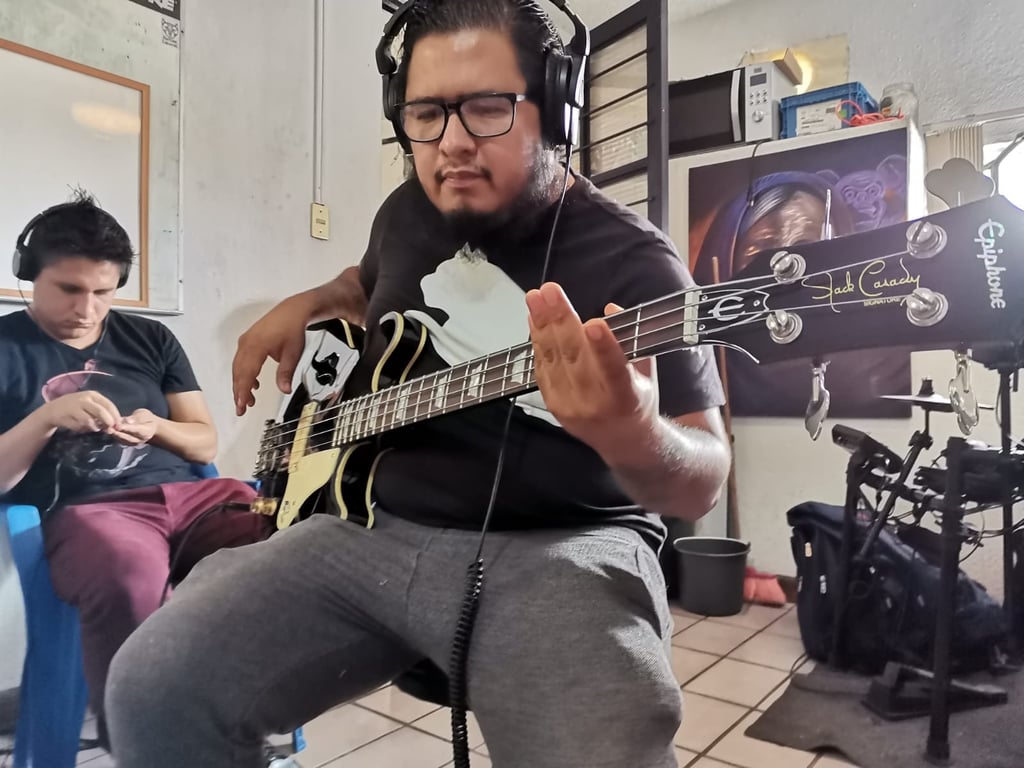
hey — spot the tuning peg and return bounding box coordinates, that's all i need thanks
[770,250,807,283]
[767,310,803,345]
[949,350,980,435]
[905,288,948,327]
[924,157,995,209]
[805,360,831,440]
[906,221,948,259]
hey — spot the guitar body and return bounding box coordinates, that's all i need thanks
[252,311,429,530]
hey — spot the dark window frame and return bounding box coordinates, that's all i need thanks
[582,0,668,230]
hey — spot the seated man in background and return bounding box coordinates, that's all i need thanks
[0,192,273,749]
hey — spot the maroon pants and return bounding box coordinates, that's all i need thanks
[43,478,273,718]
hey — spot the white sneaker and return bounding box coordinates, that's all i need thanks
[264,742,300,767]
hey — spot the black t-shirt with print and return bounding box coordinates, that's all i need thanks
[353,175,725,548]
[0,310,200,515]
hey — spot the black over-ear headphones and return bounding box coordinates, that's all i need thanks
[376,0,591,153]
[13,203,131,288]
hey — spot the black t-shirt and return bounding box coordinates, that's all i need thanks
[0,310,200,514]
[354,175,725,548]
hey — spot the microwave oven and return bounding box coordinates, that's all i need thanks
[668,63,797,156]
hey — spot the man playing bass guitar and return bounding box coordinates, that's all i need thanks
[106,2,731,766]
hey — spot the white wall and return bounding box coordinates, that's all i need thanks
[161,0,382,480]
[569,0,733,27]
[666,0,1024,592]
[668,0,1024,126]
[1,0,383,690]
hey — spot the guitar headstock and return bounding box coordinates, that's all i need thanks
[698,195,1024,365]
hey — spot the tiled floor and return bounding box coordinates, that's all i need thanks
[74,602,861,768]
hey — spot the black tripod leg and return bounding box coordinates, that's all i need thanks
[830,466,861,668]
[857,436,929,562]
[999,372,1019,660]
[926,437,966,764]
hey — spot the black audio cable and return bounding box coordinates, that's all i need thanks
[158,500,254,608]
[447,156,573,768]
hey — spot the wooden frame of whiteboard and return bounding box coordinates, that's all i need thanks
[0,38,150,307]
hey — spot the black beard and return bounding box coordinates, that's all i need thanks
[442,147,559,245]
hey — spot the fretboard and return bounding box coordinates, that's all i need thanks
[331,341,539,445]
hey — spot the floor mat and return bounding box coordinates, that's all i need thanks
[747,664,1024,768]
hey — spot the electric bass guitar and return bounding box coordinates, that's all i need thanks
[249,195,1024,531]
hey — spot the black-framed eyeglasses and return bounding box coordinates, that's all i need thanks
[397,92,528,143]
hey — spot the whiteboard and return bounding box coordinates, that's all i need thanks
[0,0,181,312]
[0,42,147,303]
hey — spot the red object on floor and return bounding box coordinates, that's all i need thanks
[743,566,787,606]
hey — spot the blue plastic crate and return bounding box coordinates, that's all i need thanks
[780,82,877,138]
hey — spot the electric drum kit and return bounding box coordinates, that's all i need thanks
[834,377,1021,517]
[827,373,1023,757]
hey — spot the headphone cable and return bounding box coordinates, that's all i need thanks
[447,157,573,768]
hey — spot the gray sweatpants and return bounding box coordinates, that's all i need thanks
[105,511,682,767]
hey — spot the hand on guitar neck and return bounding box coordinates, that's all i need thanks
[526,283,731,520]
[233,266,368,416]
[526,284,660,463]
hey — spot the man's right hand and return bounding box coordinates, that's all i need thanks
[232,293,318,416]
[42,391,122,434]
[233,267,369,416]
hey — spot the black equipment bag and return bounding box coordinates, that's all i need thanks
[1009,528,1024,645]
[788,501,1007,675]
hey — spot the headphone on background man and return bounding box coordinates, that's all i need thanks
[12,202,131,288]
[375,0,591,154]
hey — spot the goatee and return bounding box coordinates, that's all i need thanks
[441,146,560,244]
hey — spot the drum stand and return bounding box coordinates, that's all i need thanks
[827,405,1013,764]
[856,409,935,563]
[921,437,1010,763]
[828,411,933,670]
[854,438,1009,764]
[974,342,1024,664]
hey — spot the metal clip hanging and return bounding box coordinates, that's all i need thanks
[805,359,831,440]
[948,349,979,435]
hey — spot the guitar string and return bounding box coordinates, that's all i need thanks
[255,285,923,455]
[652,242,915,295]
[685,245,914,306]
[254,245,919,449]
[254,290,920,459]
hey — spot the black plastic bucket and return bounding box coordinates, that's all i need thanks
[673,536,750,616]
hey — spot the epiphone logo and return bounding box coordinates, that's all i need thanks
[708,290,769,324]
[802,258,921,313]
[976,219,1007,310]
[710,294,745,322]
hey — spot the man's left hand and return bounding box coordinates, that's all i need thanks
[526,282,658,465]
[111,408,159,447]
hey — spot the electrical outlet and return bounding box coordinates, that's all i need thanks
[310,203,330,240]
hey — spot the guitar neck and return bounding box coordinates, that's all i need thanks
[332,289,696,444]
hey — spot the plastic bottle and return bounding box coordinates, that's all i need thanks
[880,82,919,123]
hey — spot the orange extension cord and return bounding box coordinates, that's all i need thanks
[836,98,903,127]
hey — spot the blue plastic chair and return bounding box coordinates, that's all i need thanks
[0,464,305,767]
[2,501,86,768]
